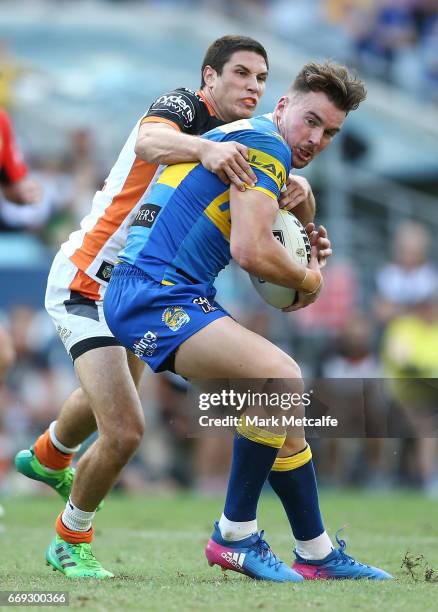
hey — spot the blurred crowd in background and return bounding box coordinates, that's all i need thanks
[1,0,438,500]
[186,0,438,102]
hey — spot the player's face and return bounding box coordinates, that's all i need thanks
[275,91,346,168]
[204,51,268,122]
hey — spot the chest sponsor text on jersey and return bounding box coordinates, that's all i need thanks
[132,204,161,228]
[153,93,195,126]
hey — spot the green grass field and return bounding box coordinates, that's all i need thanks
[0,491,437,611]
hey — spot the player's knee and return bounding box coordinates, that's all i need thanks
[71,387,90,411]
[119,430,143,458]
[101,413,145,459]
[272,360,304,397]
[104,429,143,462]
[271,357,302,381]
[121,414,145,449]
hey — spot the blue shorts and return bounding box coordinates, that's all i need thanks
[103,263,229,373]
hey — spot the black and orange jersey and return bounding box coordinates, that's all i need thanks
[60,88,222,300]
[142,88,223,134]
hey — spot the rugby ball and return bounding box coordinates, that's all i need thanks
[250,210,311,308]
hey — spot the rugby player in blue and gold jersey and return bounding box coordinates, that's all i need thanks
[16,36,332,581]
[104,62,391,582]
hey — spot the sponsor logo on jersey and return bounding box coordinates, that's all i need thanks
[132,203,161,229]
[153,93,195,127]
[96,260,114,282]
[248,153,286,185]
[133,331,158,359]
[162,306,190,332]
[192,296,218,314]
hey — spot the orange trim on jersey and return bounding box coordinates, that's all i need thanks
[69,269,102,302]
[70,157,159,274]
[140,116,181,131]
[197,90,217,117]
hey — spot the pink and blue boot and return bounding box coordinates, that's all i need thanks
[293,530,393,580]
[205,522,304,583]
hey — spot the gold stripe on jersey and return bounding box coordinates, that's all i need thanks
[158,162,198,189]
[246,185,279,202]
[247,148,287,190]
[204,191,231,240]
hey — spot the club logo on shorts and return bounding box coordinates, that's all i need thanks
[96,260,114,282]
[133,330,158,359]
[192,296,218,314]
[162,306,190,332]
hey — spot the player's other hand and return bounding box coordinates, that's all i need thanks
[305,222,332,268]
[279,175,311,211]
[201,141,257,191]
[282,246,323,312]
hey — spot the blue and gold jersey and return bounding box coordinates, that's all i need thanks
[119,114,291,286]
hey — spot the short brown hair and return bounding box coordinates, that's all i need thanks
[291,61,366,113]
[201,35,268,87]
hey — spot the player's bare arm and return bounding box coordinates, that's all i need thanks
[229,184,322,294]
[135,121,256,190]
